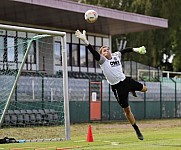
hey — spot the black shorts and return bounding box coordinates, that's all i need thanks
[111,77,143,108]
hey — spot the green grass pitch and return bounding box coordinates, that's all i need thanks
[0,119,181,150]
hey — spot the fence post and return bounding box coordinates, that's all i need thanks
[170,78,177,117]
[42,75,44,109]
[109,84,111,120]
[160,81,162,118]
[144,82,146,119]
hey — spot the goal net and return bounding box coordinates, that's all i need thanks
[0,24,70,142]
[138,69,161,81]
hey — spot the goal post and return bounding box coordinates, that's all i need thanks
[0,24,70,141]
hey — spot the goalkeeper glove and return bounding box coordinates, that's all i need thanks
[75,30,89,46]
[133,46,146,54]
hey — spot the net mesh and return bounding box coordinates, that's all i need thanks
[0,33,65,141]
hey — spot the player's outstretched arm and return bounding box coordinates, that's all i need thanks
[120,46,146,55]
[119,47,133,54]
[75,30,100,61]
[133,46,146,54]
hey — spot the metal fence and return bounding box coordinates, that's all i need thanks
[1,64,181,123]
[2,75,180,123]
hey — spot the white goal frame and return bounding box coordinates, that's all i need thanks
[137,69,161,80]
[0,24,70,140]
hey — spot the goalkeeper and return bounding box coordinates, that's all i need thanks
[75,30,147,140]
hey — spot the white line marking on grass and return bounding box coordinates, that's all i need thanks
[74,139,120,147]
[111,142,119,145]
[103,141,111,143]
[103,141,120,146]
[74,140,86,142]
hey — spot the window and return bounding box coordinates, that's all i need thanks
[103,37,109,47]
[88,50,94,67]
[72,34,79,44]
[88,36,94,45]
[17,38,26,62]
[80,45,86,67]
[95,46,101,68]
[72,44,78,66]
[96,37,102,46]
[66,43,70,66]
[28,40,36,64]
[54,41,61,65]
[7,37,14,62]
[0,36,4,61]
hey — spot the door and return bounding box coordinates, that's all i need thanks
[90,82,102,121]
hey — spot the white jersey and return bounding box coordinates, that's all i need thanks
[99,51,126,85]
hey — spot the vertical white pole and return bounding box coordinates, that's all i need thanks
[167,72,170,78]
[51,88,53,102]
[61,34,70,140]
[32,79,35,100]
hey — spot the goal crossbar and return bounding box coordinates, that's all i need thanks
[0,24,66,36]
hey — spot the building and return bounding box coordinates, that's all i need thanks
[0,0,169,124]
[0,0,168,74]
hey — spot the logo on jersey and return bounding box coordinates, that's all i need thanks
[114,57,117,60]
[110,57,120,67]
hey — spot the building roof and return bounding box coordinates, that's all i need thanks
[0,0,168,35]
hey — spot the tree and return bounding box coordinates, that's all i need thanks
[78,0,181,71]
[128,0,181,71]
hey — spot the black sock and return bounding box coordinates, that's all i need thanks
[132,123,139,131]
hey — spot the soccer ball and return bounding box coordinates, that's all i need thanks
[84,10,98,23]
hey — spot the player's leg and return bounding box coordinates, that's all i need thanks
[125,78,145,140]
[115,90,144,140]
[111,81,143,140]
[129,78,147,95]
[123,106,143,140]
[131,85,147,96]
[123,106,135,124]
